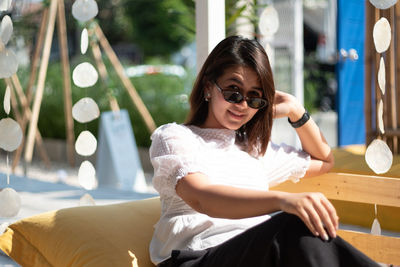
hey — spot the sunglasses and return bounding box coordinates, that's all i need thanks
[214,81,268,109]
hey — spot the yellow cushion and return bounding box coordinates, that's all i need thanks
[0,197,160,267]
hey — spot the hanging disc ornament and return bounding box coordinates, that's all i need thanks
[72,0,99,22]
[72,62,98,88]
[0,118,22,152]
[72,97,100,123]
[369,0,398,9]
[0,49,18,78]
[378,57,386,95]
[365,139,393,174]
[0,0,12,12]
[78,160,97,190]
[75,130,97,156]
[79,193,96,206]
[0,15,13,46]
[3,85,11,115]
[81,28,89,55]
[378,99,384,134]
[0,187,21,217]
[373,17,391,53]
[258,6,279,37]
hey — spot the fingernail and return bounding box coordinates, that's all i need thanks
[322,234,329,241]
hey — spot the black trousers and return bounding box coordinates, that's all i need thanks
[159,212,380,267]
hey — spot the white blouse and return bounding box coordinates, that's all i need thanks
[149,123,310,264]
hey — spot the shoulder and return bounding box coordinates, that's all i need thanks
[150,123,199,157]
[151,123,194,141]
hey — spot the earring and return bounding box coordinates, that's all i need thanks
[205,92,211,102]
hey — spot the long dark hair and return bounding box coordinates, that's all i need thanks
[185,36,276,156]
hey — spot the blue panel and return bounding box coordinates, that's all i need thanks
[336,0,365,146]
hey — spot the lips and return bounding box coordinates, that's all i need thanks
[228,110,245,119]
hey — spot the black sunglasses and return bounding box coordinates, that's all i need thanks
[214,81,268,109]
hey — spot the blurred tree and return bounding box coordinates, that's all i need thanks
[122,0,195,60]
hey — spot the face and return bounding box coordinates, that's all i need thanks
[202,66,263,130]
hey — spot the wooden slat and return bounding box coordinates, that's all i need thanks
[271,173,400,207]
[338,230,400,265]
[365,1,374,145]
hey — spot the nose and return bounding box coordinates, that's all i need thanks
[235,98,248,109]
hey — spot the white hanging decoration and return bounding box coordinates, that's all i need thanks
[75,130,97,156]
[0,118,22,152]
[0,0,12,11]
[3,85,11,115]
[79,193,96,206]
[373,17,391,53]
[0,222,9,235]
[72,97,100,123]
[371,204,382,235]
[365,139,393,174]
[72,0,99,22]
[377,57,386,95]
[0,15,13,46]
[80,28,89,55]
[0,188,21,218]
[72,62,98,88]
[378,99,384,134]
[369,0,398,9]
[258,6,279,38]
[0,49,18,78]
[78,160,97,190]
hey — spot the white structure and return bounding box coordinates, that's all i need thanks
[195,0,225,72]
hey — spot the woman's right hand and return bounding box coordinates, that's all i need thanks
[278,192,339,240]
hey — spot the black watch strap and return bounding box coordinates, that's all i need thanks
[288,110,310,128]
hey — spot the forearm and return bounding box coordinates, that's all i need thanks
[176,173,286,219]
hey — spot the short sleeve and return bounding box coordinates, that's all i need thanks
[149,123,203,196]
[261,142,310,187]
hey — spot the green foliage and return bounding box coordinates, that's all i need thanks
[122,0,195,60]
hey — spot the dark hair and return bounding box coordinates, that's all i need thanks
[185,35,276,156]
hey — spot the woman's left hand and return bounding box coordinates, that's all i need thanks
[273,91,304,121]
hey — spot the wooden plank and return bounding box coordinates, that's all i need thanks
[94,24,156,133]
[24,0,58,164]
[56,0,75,166]
[270,173,400,207]
[337,230,400,265]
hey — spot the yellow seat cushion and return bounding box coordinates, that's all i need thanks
[0,197,160,267]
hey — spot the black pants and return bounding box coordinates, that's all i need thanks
[159,212,380,267]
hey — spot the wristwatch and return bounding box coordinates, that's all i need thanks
[288,110,310,128]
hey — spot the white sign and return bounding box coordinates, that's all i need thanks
[96,110,148,192]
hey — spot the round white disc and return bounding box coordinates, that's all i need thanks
[369,0,398,9]
[258,6,279,37]
[72,97,100,123]
[365,139,393,174]
[373,17,391,53]
[75,130,97,156]
[0,49,18,78]
[72,0,99,22]
[78,160,97,190]
[0,118,22,152]
[81,28,89,55]
[0,188,21,218]
[72,62,98,88]
[0,15,13,46]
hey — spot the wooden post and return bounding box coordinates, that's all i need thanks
[90,40,120,112]
[396,3,400,153]
[26,8,49,106]
[365,1,374,145]
[94,24,156,133]
[388,7,397,153]
[56,0,75,166]
[24,0,58,164]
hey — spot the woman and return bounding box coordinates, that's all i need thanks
[149,36,379,267]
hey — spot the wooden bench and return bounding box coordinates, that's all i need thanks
[271,172,400,265]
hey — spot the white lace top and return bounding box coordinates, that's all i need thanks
[149,123,310,264]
